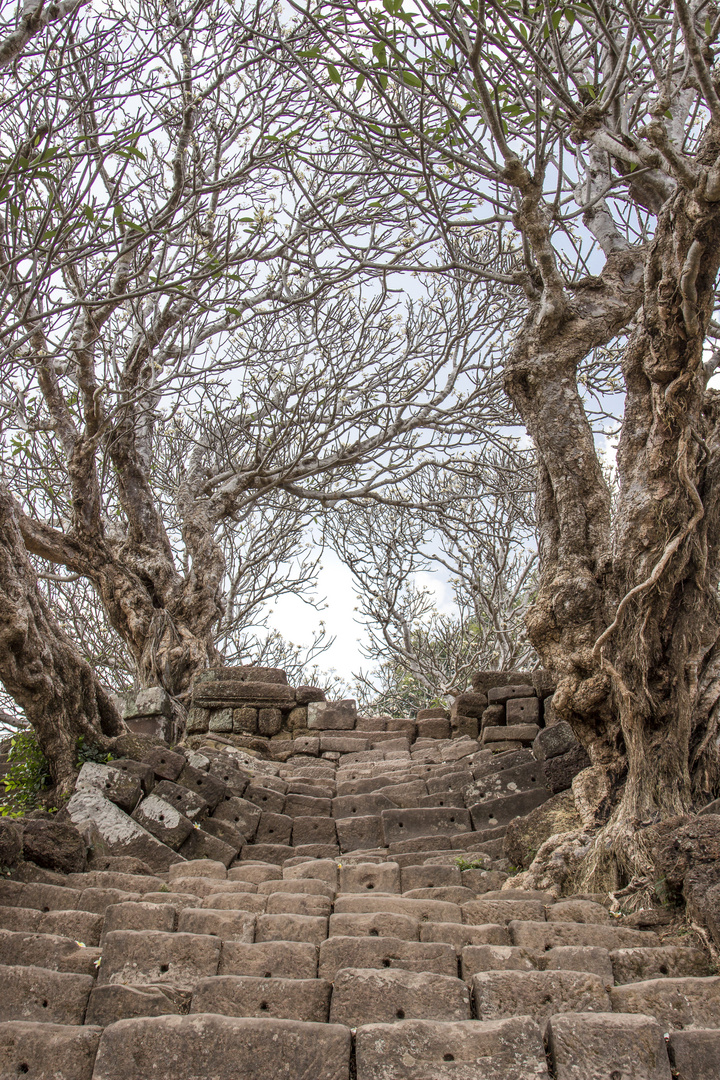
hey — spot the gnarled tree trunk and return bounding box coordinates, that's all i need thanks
[0,487,124,794]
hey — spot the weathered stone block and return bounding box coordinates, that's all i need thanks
[86,984,181,1026]
[473,969,610,1022]
[355,1016,549,1080]
[76,763,143,814]
[132,796,194,849]
[307,700,358,730]
[506,697,540,724]
[330,967,471,1026]
[258,707,283,736]
[92,1015,351,1080]
[67,791,183,873]
[0,1021,102,1080]
[668,1029,720,1080]
[546,1011,672,1080]
[98,929,221,990]
[487,684,534,703]
[219,940,317,979]
[191,974,331,1022]
[208,708,233,733]
[0,965,93,1024]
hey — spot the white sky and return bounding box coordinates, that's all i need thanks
[267,549,456,682]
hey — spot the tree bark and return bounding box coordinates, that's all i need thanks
[505,135,720,884]
[0,487,124,794]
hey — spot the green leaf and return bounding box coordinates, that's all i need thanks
[551,9,562,29]
[705,17,712,35]
[356,72,365,91]
[373,41,387,66]
[327,64,342,84]
[402,70,422,88]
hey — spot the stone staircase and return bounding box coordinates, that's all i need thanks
[0,694,718,1078]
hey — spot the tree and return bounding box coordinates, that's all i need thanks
[327,457,537,708]
[0,487,123,792]
[284,0,720,886]
[0,0,509,748]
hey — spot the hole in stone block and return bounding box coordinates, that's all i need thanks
[259,1001,269,1010]
[395,1009,405,1019]
[659,964,668,975]
[369,929,379,937]
[382,959,391,967]
[160,964,169,973]
[366,883,374,889]
[264,971,272,978]
[398,822,404,829]
[42,907,49,913]
[41,1000,48,1008]
[443,1053,454,1062]
[159,814,165,821]
[18,1065,29,1075]
[449,817,455,823]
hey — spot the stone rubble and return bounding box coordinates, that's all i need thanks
[0,666,717,1078]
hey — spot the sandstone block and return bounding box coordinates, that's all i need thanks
[37,909,103,946]
[330,967,471,1026]
[132,795,194,849]
[381,807,471,844]
[610,946,710,984]
[483,723,540,743]
[178,828,236,867]
[610,975,720,1030]
[506,697,540,725]
[335,814,384,852]
[355,1016,549,1080]
[668,1029,720,1080]
[244,783,286,814]
[339,861,400,894]
[91,1014,351,1080]
[329,912,419,940]
[265,892,331,917]
[0,929,100,976]
[98,929,221,990]
[419,920,509,951]
[141,747,186,781]
[199,892,266,913]
[546,1011,672,1080]
[510,920,660,951]
[462,899,546,925]
[307,700,357,730]
[540,946,613,981]
[284,793,331,817]
[177,907,255,942]
[193,680,295,708]
[291,816,337,846]
[0,1021,101,1080]
[319,936,456,980]
[191,974,331,1022]
[462,943,539,979]
[487,684,534,703]
[532,721,578,761]
[334,894,462,923]
[254,913,327,945]
[75,763,142,814]
[473,969,610,1023]
[86,984,182,1025]
[103,901,176,936]
[176,765,226,809]
[543,744,592,793]
[254,812,292,846]
[67,791,182,873]
[416,717,450,740]
[469,788,552,830]
[0,965,93,1024]
[151,780,208,821]
[219,940,317,979]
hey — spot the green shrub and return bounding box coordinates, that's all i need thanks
[0,730,51,816]
[455,856,487,872]
[75,736,115,768]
